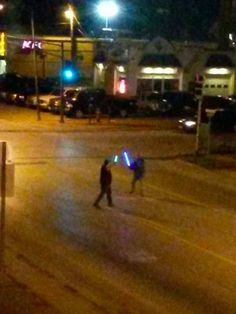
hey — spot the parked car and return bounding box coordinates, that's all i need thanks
[138,91,172,116]
[202,95,233,115]
[162,91,198,116]
[64,88,138,118]
[48,87,85,114]
[65,88,106,118]
[139,91,198,116]
[104,95,138,117]
[179,108,236,133]
[26,89,61,111]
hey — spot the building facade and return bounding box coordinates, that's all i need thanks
[6,34,95,83]
[3,33,236,98]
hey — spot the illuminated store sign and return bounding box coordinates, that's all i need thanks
[22,40,42,50]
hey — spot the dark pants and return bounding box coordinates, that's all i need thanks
[131,176,143,195]
[94,184,113,206]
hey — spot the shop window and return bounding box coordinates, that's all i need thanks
[164,79,179,91]
[153,80,162,92]
[137,79,152,99]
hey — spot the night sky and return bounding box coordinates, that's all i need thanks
[4,0,220,40]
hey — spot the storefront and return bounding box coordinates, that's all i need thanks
[137,53,182,99]
[203,54,235,96]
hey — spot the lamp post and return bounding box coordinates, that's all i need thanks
[65,5,76,63]
[31,12,41,121]
[97,0,119,29]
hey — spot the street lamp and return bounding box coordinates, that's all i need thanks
[65,6,74,23]
[97,1,119,29]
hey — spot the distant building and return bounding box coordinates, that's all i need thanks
[94,37,236,98]
[2,32,236,98]
[6,34,95,83]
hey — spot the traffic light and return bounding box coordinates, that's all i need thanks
[61,60,79,83]
[194,73,204,96]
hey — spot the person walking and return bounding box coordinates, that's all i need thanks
[129,154,145,195]
[94,159,114,208]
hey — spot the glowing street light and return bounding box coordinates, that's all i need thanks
[97,1,119,29]
[65,6,74,21]
[0,4,4,11]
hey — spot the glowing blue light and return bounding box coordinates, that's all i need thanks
[64,70,74,80]
[124,152,130,167]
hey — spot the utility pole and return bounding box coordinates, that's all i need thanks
[195,97,202,155]
[31,12,41,121]
[60,42,65,123]
[66,4,77,64]
[0,142,6,270]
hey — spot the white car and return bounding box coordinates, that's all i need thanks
[26,90,60,111]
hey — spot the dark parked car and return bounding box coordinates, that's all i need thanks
[48,88,83,114]
[104,95,138,117]
[140,91,198,116]
[162,91,198,116]
[202,95,234,114]
[65,88,106,118]
[65,88,138,118]
[179,108,236,133]
[139,91,172,116]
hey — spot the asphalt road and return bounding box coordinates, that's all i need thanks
[0,105,236,313]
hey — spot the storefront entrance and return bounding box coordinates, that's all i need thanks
[137,78,179,100]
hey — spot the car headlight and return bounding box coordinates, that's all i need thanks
[184,120,196,127]
[66,103,73,109]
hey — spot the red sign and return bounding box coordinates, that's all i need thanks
[118,79,126,94]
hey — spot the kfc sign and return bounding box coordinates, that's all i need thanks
[22,40,42,50]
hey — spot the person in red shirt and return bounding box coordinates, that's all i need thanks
[93,159,114,208]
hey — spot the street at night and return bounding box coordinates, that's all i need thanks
[0,104,235,313]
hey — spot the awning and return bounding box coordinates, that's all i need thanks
[139,54,181,67]
[205,54,234,67]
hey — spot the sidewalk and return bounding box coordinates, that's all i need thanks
[0,271,58,314]
[0,105,178,132]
